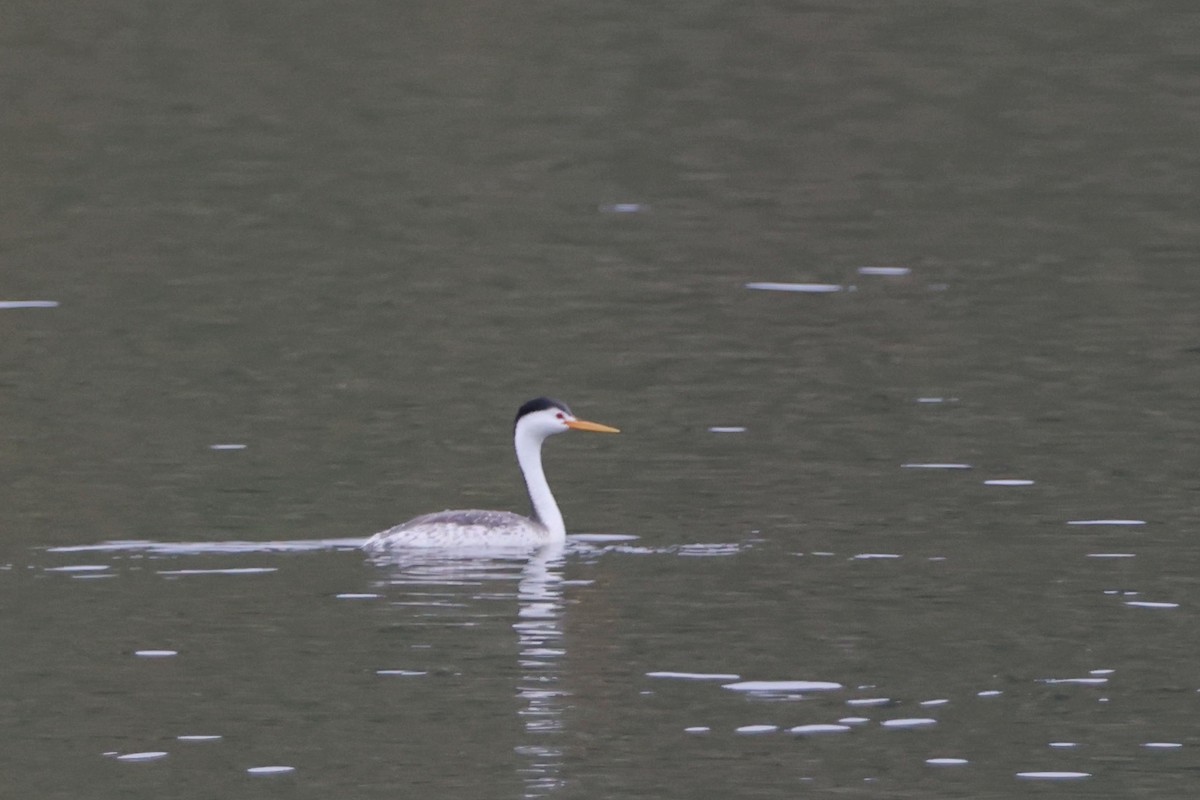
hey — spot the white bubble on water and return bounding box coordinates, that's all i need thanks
[116,751,168,762]
[247,766,296,775]
[881,718,937,729]
[647,672,741,681]
[788,724,851,735]
[745,282,843,293]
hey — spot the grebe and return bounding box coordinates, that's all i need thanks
[363,397,619,551]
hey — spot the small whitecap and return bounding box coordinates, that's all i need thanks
[858,266,911,276]
[920,699,949,707]
[1087,553,1136,558]
[852,553,901,560]
[1016,771,1090,780]
[839,717,870,725]
[157,567,277,576]
[708,426,747,433]
[1067,519,1145,526]
[926,758,968,766]
[881,718,937,729]
[977,690,1003,698]
[1125,601,1179,609]
[116,751,168,762]
[247,766,296,775]
[0,300,59,309]
[376,669,427,676]
[677,543,743,557]
[647,671,741,681]
[684,726,711,734]
[901,462,972,470]
[1049,742,1080,748]
[745,282,843,293]
[846,698,891,707]
[723,680,842,694]
[177,735,222,742]
[1143,742,1183,749]
[984,479,1035,486]
[335,593,380,600]
[1041,678,1107,685]
[135,650,178,658]
[570,534,639,543]
[788,724,850,735]
[735,725,778,735]
[209,444,247,451]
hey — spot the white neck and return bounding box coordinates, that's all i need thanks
[515,426,565,540]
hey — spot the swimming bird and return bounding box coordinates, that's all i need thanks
[363,397,619,551]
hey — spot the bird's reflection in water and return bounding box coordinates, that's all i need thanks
[370,542,567,799]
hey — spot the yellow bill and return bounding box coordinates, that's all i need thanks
[566,419,620,434]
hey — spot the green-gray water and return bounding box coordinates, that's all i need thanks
[4,2,1200,797]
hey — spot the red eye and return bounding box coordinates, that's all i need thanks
[556,412,565,419]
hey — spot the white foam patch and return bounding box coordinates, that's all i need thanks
[839,717,871,725]
[647,671,741,681]
[723,680,842,693]
[116,751,168,762]
[1068,519,1145,526]
[599,203,646,213]
[881,718,937,729]
[49,538,364,554]
[745,282,843,293]
[788,724,851,735]
[157,567,277,576]
[570,534,640,543]
[858,267,911,276]
[919,699,949,707]
[0,300,59,309]
[901,462,971,469]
